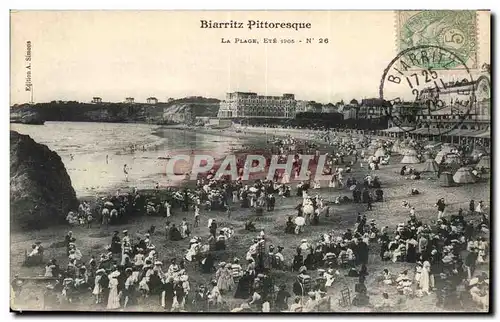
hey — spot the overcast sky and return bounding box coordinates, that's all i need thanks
[10,11,490,104]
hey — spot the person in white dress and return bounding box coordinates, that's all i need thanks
[165,201,172,218]
[475,201,484,214]
[418,261,431,295]
[107,271,121,310]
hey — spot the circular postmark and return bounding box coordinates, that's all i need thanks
[380,45,476,135]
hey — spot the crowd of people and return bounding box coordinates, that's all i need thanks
[13,133,490,313]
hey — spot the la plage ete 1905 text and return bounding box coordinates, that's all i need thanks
[221,37,329,44]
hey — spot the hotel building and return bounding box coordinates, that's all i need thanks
[217,92,297,119]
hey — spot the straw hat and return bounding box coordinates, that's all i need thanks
[109,271,120,278]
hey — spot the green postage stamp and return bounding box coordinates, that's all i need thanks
[397,10,478,69]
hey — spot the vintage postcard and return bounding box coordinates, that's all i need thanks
[10,10,491,313]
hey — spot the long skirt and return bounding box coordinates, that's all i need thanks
[106,287,121,309]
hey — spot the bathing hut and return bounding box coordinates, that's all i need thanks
[476,155,490,170]
[453,167,476,184]
[443,153,461,165]
[435,145,456,163]
[438,172,454,187]
[470,146,488,159]
[421,159,439,173]
[400,148,420,164]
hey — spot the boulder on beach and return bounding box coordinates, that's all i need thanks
[10,131,79,230]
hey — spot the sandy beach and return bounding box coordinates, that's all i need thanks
[10,124,490,312]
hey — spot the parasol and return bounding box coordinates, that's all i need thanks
[295,217,305,226]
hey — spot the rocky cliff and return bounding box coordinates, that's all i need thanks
[10,97,220,124]
[10,131,79,230]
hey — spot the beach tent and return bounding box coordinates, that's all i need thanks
[374,147,387,158]
[421,159,439,173]
[435,150,447,164]
[443,153,461,165]
[453,167,476,184]
[470,146,488,159]
[435,145,456,163]
[400,149,420,164]
[438,172,454,187]
[476,155,490,169]
[391,140,401,153]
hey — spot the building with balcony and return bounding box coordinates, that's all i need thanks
[384,74,491,147]
[358,98,391,119]
[217,92,297,119]
[125,97,135,104]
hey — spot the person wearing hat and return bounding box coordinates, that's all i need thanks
[122,267,136,308]
[417,261,432,295]
[292,248,304,272]
[267,245,275,268]
[274,246,285,270]
[465,246,479,279]
[167,258,179,276]
[172,277,187,311]
[192,284,208,312]
[61,277,76,304]
[231,258,243,279]
[249,287,263,311]
[469,276,489,310]
[107,269,121,311]
[122,230,130,244]
[302,291,319,312]
[160,276,175,311]
[110,231,121,255]
[216,262,235,293]
[207,280,222,307]
[92,269,105,304]
[64,231,76,256]
[274,283,291,311]
[289,297,303,312]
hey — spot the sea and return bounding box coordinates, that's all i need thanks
[11,122,244,197]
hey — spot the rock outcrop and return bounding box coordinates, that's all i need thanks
[10,97,220,125]
[10,131,78,230]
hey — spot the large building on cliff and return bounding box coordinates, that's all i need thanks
[217,92,297,119]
